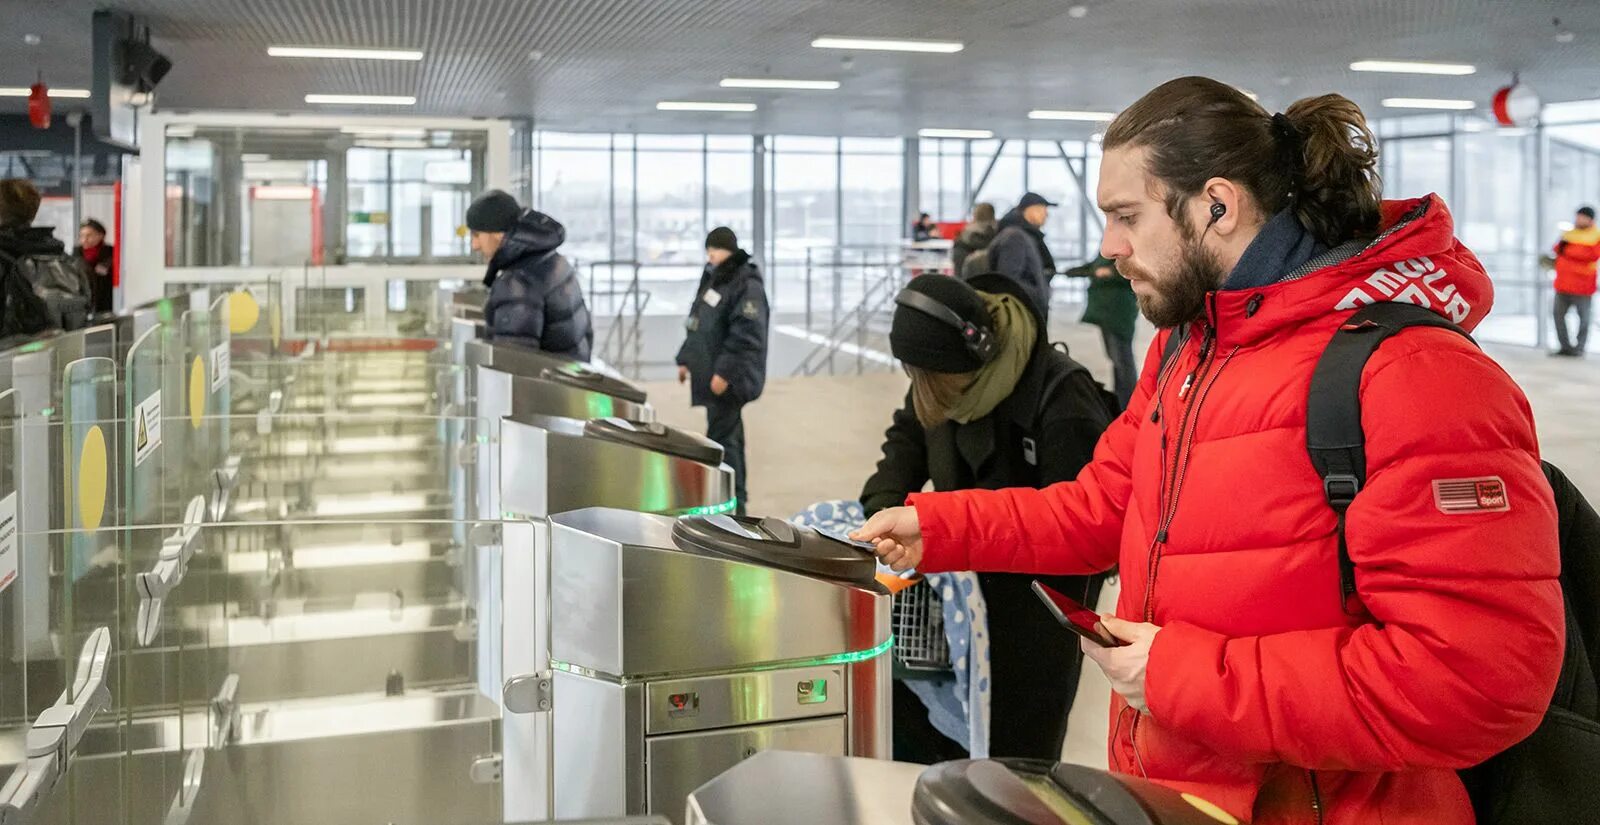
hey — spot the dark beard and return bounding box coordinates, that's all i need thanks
[1136,223,1226,329]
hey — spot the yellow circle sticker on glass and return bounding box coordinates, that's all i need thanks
[228,290,260,334]
[1182,793,1240,825]
[77,425,107,532]
[189,355,207,429]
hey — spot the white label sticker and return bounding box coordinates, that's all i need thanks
[702,289,722,308]
[210,344,230,392]
[0,492,16,596]
[134,390,163,468]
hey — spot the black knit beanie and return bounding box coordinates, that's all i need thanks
[706,226,739,252]
[891,274,993,373]
[466,190,523,233]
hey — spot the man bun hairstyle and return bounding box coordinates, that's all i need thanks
[1104,76,1382,247]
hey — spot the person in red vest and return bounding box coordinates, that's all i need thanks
[853,76,1561,825]
[1552,205,1599,357]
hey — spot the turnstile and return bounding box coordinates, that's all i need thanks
[542,509,893,824]
[492,413,735,821]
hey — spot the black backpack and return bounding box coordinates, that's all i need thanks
[0,251,90,331]
[0,251,55,338]
[1045,340,1122,422]
[1303,302,1600,824]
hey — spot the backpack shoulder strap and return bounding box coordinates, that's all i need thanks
[1308,302,1476,612]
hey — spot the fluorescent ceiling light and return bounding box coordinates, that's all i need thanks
[341,126,428,138]
[166,125,197,138]
[0,86,90,98]
[919,128,993,139]
[1382,97,1476,110]
[1351,59,1476,75]
[1029,109,1116,122]
[720,78,840,90]
[811,36,963,53]
[306,94,416,106]
[656,101,757,112]
[269,46,423,61]
[241,153,271,162]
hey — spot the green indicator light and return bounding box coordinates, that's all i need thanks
[586,394,615,419]
[550,636,895,685]
[676,498,738,517]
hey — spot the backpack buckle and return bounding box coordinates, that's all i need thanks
[1323,474,1361,508]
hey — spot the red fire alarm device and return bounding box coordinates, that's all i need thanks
[27,82,51,129]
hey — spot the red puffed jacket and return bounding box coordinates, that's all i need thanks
[909,195,1564,825]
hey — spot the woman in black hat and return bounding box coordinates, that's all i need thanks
[862,272,1113,763]
[676,227,769,514]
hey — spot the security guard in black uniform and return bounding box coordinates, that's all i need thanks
[676,227,769,514]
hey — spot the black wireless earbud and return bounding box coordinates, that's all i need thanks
[1208,202,1227,225]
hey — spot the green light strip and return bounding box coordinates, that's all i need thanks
[673,498,738,517]
[551,635,895,686]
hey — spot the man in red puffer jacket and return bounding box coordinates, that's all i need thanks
[854,77,1563,825]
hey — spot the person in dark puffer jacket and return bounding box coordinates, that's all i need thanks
[467,190,593,360]
[676,227,769,514]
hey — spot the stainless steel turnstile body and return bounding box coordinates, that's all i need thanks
[492,416,735,821]
[543,509,892,825]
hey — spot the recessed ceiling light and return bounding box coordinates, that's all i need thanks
[269,46,423,61]
[811,36,964,53]
[1382,97,1476,110]
[720,78,840,90]
[919,128,993,139]
[657,101,757,112]
[1351,60,1476,75]
[305,94,416,106]
[1028,109,1117,122]
[1068,5,1089,18]
[0,86,90,98]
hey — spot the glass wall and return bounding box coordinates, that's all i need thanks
[163,126,486,267]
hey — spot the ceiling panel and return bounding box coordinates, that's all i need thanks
[0,0,1596,136]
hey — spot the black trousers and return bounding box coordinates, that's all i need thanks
[893,572,1103,763]
[1099,327,1138,410]
[704,397,748,514]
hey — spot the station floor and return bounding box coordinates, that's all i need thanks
[636,310,1600,767]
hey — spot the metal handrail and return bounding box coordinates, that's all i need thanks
[587,261,651,377]
[792,259,906,377]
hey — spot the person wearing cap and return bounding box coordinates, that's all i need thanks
[676,227,769,514]
[466,189,593,360]
[1552,205,1599,357]
[861,272,1114,764]
[985,192,1059,321]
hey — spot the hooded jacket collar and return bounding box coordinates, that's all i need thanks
[1222,209,1327,291]
[485,210,565,286]
[709,249,753,286]
[1192,195,1492,350]
[0,225,66,258]
[999,207,1044,240]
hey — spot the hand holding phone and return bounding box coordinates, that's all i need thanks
[1031,580,1127,648]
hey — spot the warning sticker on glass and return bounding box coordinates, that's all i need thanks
[0,492,16,596]
[210,343,230,392]
[134,390,163,467]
